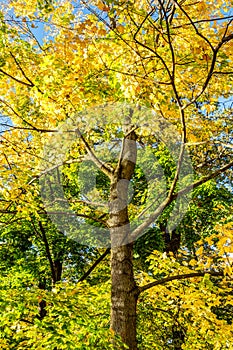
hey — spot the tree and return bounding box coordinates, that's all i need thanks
[0,0,233,349]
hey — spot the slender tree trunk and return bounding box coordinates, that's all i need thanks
[38,279,47,320]
[108,121,139,349]
[36,222,63,321]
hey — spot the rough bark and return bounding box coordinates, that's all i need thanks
[110,242,139,349]
[108,122,139,349]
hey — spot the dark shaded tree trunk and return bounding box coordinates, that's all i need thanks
[160,223,181,257]
[54,258,63,282]
[38,279,47,320]
[172,328,186,350]
[160,224,185,349]
[36,222,63,321]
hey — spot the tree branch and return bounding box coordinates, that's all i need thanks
[9,51,35,87]
[138,271,224,294]
[131,159,233,241]
[172,159,233,198]
[37,221,57,285]
[0,68,33,87]
[173,15,233,29]
[78,248,110,282]
[75,128,113,178]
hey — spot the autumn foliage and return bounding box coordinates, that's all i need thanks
[0,0,233,349]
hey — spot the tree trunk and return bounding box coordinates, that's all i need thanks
[108,121,139,349]
[110,242,138,349]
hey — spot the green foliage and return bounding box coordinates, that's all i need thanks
[0,273,125,349]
